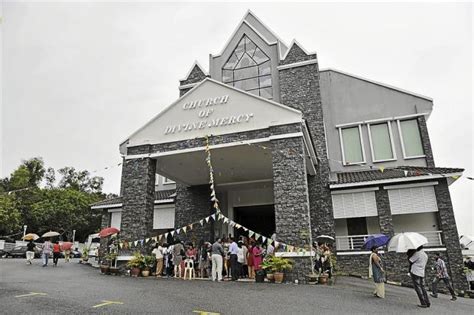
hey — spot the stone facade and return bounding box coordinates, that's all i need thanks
[434,179,468,290]
[375,188,394,237]
[179,64,208,97]
[174,184,213,243]
[417,115,435,167]
[271,135,311,247]
[279,50,334,239]
[121,158,156,241]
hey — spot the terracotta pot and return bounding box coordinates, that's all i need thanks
[266,273,274,282]
[130,267,141,277]
[274,272,284,284]
[318,275,328,285]
[142,270,150,277]
[109,267,120,275]
[100,265,110,274]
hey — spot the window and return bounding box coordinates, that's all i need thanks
[397,119,424,158]
[368,122,396,162]
[153,205,175,229]
[222,35,273,99]
[339,125,365,165]
[163,177,175,185]
[331,190,378,219]
[109,211,122,229]
[388,185,438,214]
[346,217,368,236]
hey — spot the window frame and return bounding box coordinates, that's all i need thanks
[367,121,397,163]
[396,119,426,159]
[338,124,366,166]
[163,176,175,185]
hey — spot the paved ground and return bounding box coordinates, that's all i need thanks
[1,258,473,314]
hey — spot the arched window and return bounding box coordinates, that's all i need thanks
[222,35,273,99]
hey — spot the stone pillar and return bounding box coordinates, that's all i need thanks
[121,158,156,242]
[417,116,435,167]
[278,47,334,241]
[375,188,394,237]
[174,184,212,243]
[434,179,467,290]
[271,136,311,247]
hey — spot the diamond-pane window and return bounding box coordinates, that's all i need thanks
[222,35,273,99]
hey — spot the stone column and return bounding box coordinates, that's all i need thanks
[434,179,467,290]
[417,116,435,167]
[121,158,156,242]
[271,136,311,247]
[174,184,212,243]
[375,188,394,237]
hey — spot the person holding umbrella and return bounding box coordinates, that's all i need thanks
[26,240,37,265]
[409,246,430,308]
[41,238,52,267]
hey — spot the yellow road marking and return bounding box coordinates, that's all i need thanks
[192,310,220,315]
[15,292,47,298]
[92,300,124,308]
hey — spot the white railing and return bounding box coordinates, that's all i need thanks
[336,231,443,251]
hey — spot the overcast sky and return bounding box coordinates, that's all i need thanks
[1,1,472,236]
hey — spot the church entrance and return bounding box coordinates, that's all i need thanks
[234,205,275,240]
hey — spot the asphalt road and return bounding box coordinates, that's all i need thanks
[1,258,473,314]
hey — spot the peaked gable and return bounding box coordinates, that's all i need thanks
[281,41,316,65]
[180,61,208,84]
[127,79,302,147]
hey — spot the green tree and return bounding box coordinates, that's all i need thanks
[0,195,21,236]
[58,167,103,193]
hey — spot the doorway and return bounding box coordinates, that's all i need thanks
[234,205,275,239]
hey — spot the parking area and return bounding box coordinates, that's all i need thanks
[1,258,473,314]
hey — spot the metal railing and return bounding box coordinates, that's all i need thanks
[335,231,443,251]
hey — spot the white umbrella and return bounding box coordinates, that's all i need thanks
[387,232,428,253]
[460,235,474,248]
[42,231,60,238]
[315,235,335,243]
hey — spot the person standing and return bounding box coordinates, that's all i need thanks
[41,238,52,267]
[247,241,255,279]
[409,246,430,308]
[252,243,263,271]
[52,241,61,266]
[152,243,164,277]
[211,238,224,282]
[240,241,248,278]
[26,240,36,265]
[229,237,239,281]
[173,241,184,278]
[430,253,457,301]
[368,246,385,298]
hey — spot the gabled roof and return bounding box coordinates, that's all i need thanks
[331,166,463,189]
[320,68,433,101]
[211,10,291,60]
[91,189,176,209]
[179,61,208,82]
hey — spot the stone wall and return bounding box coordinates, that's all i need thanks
[375,188,394,237]
[279,54,334,240]
[121,158,156,242]
[434,179,468,290]
[271,135,311,248]
[417,115,435,167]
[174,184,213,243]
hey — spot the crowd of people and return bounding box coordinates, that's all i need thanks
[24,238,73,267]
[150,235,275,281]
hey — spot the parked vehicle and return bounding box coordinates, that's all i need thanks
[4,246,41,258]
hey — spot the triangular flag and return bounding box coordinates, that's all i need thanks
[134,240,138,247]
[210,190,216,197]
[267,239,272,246]
[176,229,180,234]
[140,240,144,246]
[262,236,266,243]
[404,170,408,177]
[249,231,255,237]
[235,224,241,229]
[188,224,193,230]
[223,218,229,224]
[183,226,187,233]
[379,166,385,173]
[158,234,163,240]
[164,233,169,239]
[146,238,150,243]
[211,214,216,220]
[205,216,210,223]
[255,233,261,240]
[171,231,175,236]
[275,241,279,248]
[200,219,204,226]
[243,227,248,231]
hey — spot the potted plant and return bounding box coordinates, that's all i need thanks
[306,272,319,285]
[269,256,293,284]
[127,252,143,277]
[262,257,275,282]
[81,247,89,263]
[141,255,156,277]
[107,252,119,275]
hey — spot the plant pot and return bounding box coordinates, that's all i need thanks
[274,272,284,284]
[318,275,329,285]
[266,273,275,282]
[130,267,141,277]
[142,270,150,277]
[100,265,110,274]
[109,267,120,275]
[307,274,318,285]
[82,257,89,263]
[255,270,265,283]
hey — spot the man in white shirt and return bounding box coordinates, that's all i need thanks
[229,237,239,281]
[409,247,430,308]
[152,243,164,277]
